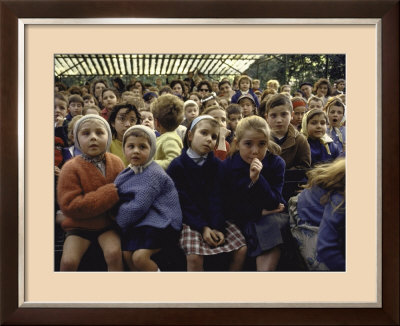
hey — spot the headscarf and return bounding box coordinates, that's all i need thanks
[301,109,333,155]
[324,97,346,145]
[73,114,112,154]
[122,125,157,173]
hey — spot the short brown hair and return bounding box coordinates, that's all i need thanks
[68,94,84,107]
[151,94,184,131]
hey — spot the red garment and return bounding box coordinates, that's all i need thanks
[214,141,230,161]
[55,137,64,167]
[57,153,124,231]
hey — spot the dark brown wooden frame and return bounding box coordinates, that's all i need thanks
[1,1,398,325]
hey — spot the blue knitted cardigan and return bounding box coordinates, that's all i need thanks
[114,161,182,231]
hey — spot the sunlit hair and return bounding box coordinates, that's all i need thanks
[202,104,225,116]
[229,115,281,156]
[158,86,173,95]
[266,79,280,91]
[313,78,332,96]
[307,96,324,107]
[67,115,83,133]
[55,92,68,105]
[260,88,277,101]
[151,94,184,131]
[126,97,145,111]
[183,117,220,149]
[266,93,293,114]
[280,84,291,93]
[302,158,345,210]
[82,105,101,115]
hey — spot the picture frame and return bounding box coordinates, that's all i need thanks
[1,0,398,324]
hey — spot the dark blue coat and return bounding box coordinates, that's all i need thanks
[219,152,285,228]
[167,149,226,233]
[230,89,260,108]
[308,138,340,166]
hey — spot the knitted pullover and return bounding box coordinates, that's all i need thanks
[57,153,124,231]
[114,161,182,231]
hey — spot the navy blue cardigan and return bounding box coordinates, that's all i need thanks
[308,138,340,166]
[167,149,226,233]
[219,152,286,227]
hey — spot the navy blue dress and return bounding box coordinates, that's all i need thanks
[220,152,286,257]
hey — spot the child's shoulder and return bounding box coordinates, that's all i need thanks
[105,152,125,168]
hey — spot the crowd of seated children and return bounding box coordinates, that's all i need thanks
[54,73,346,272]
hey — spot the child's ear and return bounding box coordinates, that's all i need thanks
[187,130,193,142]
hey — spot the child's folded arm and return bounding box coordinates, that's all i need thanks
[58,181,119,219]
[154,137,182,170]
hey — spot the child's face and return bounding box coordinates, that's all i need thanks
[239,98,255,117]
[208,109,227,128]
[94,82,106,98]
[189,120,219,155]
[112,108,138,141]
[307,114,327,139]
[266,105,291,137]
[132,89,141,97]
[172,83,183,95]
[67,127,74,146]
[68,101,83,117]
[237,129,268,164]
[317,84,329,97]
[337,82,345,91]
[102,90,118,112]
[227,113,242,131]
[282,86,291,93]
[54,99,68,122]
[308,100,323,110]
[291,106,307,127]
[219,99,228,110]
[123,135,151,166]
[328,105,344,128]
[140,111,155,129]
[84,97,95,107]
[205,99,218,108]
[300,85,312,97]
[189,94,201,107]
[253,81,260,89]
[185,105,199,122]
[239,79,250,92]
[134,82,143,92]
[85,108,99,115]
[77,120,108,157]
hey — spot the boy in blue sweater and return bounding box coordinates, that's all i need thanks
[114,125,183,271]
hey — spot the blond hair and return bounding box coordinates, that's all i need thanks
[303,158,345,210]
[229,115,281,156]
[151,94,184,131]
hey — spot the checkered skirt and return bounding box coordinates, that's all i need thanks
[180,221,246,255]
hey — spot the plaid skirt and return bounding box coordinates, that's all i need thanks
[180,221,246,256]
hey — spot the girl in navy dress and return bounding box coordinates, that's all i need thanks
[114,125,182,271]
[324,97,346,156]
[167,115,247,271]
[220,116,286,271]
[301,109,340,166]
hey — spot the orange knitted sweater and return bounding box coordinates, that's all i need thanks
[57,153,124,231]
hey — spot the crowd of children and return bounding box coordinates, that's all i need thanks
[55,74,346,272]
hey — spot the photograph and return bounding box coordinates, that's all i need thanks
[53,53,347,274]
[1,0,398,325]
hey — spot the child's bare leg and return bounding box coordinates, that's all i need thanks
[123,251,138,271]
[98,229,123,271]
[60,235,91,271]
[229,246,247,271]
[186,254,204,271]
[256,246,281,271]
[132,248,160,271]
